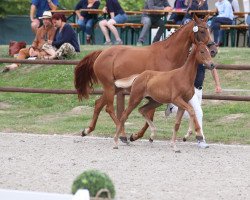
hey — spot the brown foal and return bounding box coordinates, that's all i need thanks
[114,42,215,151]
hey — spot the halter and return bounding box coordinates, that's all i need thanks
[192,21,210,45]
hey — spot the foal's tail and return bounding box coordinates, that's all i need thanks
[115,74,139,88]
[74,50,102,100]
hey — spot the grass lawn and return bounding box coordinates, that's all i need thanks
[0,45,250,144]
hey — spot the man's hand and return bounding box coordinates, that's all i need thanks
[29,47,37,57]
[164,6,173,11]
[47,40,53,45]
[215,85,222,93]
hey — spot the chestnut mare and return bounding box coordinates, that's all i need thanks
[74,15,217,142]
[114,42,215,151]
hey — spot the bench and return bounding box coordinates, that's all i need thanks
[220,24,249,47]
[70,22,182,45]
[114,23,143,45]
[69,23,97,45]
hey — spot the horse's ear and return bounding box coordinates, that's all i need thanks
[203,15,209,22]
[193,14,199,22]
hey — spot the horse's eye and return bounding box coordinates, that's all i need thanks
[200,51,204,54]
[200,31,205,34]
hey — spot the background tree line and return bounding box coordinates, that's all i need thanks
[0,0,144,18]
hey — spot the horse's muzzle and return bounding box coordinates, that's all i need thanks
[208,63,215,70]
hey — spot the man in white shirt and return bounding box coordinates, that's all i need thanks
[210,0,234,44]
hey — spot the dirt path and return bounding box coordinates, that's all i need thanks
[0,132,250,200]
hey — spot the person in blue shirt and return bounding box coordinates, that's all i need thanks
[99,0,127,45]
[75,0,100,44]
[210,0,234,45]
[42,13,80,60]
[30,0,59,34]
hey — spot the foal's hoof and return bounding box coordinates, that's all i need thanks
[113,146,119,149]
[183,137,187,142]
[81,130,87,137]
[149,138,153,143]
[129,134,135,142]
[119,136,129,144]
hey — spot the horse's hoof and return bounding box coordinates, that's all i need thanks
[119,136,128,144]
[183,137,187,142]
[149,138,153,143]
[174,149,181,153]
[129,134,135,142]
[113,146,118,149]
[81,130,87,137]
[197,140,209,149]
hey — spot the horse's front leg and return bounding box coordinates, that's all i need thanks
[82,95,106,136]
[171,107,184,153]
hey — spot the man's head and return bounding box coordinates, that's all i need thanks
[39,11,52,27]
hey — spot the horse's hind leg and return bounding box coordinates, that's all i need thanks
[82,95,106,136]
[130,109,155,142]
[132,99,161,142]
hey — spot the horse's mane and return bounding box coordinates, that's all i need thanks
[152,20,194,46]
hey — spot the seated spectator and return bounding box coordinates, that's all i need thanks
[169,0,188,25]
[243,0,250,47]
[137,0,172,46]
[30,0,59,34]
[182,0,208,25]
[218,0,239,46]
[99,0,128,45]
[210,0,234,45]
[42,13,80,60]
[3,11,56,73]
[75,0,100,44]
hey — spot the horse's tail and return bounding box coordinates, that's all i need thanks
[74,50,102,100]
[115,74,139,88]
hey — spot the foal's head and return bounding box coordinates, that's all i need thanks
[195,42,215,70]
[192,15,217,57]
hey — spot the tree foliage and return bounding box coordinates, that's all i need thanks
[0,0,145,18]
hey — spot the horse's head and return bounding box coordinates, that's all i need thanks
[195,42,215,70]
[191,15,218,57]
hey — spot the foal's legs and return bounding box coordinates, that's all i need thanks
[137,99,162,142]
[174,98,203,140]
[130,109,155,142]
[113,94,144,149]
[171,107,185,153]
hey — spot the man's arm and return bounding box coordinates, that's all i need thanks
[211,68,222,93]
[30,4,36,21]
[47,0,57,10]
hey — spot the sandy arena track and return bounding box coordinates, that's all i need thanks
[0,132,250,200]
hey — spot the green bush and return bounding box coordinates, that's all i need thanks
[72,169,116,198]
